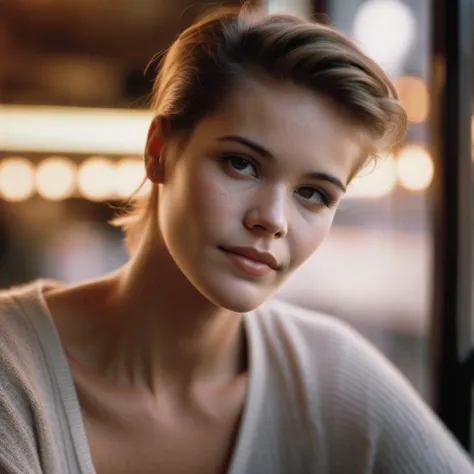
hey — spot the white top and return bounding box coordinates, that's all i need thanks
[0,279,473,474]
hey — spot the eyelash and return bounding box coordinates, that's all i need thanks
[218,153,336,209]
[219,153,258,178]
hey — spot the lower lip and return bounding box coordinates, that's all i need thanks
[221,249,275,277]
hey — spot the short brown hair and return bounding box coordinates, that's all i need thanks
[111,5,407,254]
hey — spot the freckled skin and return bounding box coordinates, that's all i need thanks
[157,76,362,313]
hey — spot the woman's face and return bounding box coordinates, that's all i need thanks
[153,76,364,313]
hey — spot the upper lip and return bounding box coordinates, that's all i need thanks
[221,246,280,270]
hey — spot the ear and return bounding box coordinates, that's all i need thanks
[144,116,166,184]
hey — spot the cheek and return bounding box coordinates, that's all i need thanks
[192,173,235,224]
[288,212,335,268]
[182,173,240,244]
[160,160,239,243]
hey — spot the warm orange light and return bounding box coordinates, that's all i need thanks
[77,157,116,201]
[395,76,430,123]
[115,158,146,199]
[0,105,152,154]
[396,145,433,191]
[347,154,397,198]
[0,157,36,202]
[36,156,77,200]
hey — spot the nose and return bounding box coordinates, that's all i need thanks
[244,184,289,238]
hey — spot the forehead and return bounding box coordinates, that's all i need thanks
[189,74,364,182]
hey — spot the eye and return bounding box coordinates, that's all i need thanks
[295,186,330,207]
[220,154,258,178]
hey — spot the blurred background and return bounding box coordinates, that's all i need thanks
[0,0,470,421]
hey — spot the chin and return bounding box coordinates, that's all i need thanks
[196,275,276,313]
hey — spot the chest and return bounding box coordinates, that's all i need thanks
[76,378,247,474]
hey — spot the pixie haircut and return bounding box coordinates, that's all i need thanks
[110,6,407,254]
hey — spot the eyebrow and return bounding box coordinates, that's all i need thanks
[217,134,347,193]
[219,135,271,158]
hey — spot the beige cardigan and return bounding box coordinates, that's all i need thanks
[0,280,473,474]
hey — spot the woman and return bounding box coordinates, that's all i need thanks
[0,5,473,474]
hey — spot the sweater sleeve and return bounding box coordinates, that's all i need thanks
[344,329,474,473]
[0,283,94,474]
[0,373,43,474]
[0,292,50,474]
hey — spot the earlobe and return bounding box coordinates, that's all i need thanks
[145,153,165,184]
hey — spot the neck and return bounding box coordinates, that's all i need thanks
[98,223,247,395]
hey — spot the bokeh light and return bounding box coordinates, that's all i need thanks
[396,145,433,191]
[395,76,430,123]
[353,0,415,76]
[347,154,397,198]
[36,156,77,200]
[115,158,146,199]
[0,157,36,202]
[77,156,116,201]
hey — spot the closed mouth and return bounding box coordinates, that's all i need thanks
[219,246,279,270]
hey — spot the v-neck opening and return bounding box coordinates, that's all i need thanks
[20,279,262,474]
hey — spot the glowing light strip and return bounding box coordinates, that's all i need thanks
[267,0,311,15]
[0,105,154,155]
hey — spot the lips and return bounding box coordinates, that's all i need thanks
[220,246,280,270]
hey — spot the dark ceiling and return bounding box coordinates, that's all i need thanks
[1,0,242,107]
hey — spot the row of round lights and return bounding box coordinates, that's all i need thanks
[348,145,433,198]
[0,146,433,203]
[0,156,150,202]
